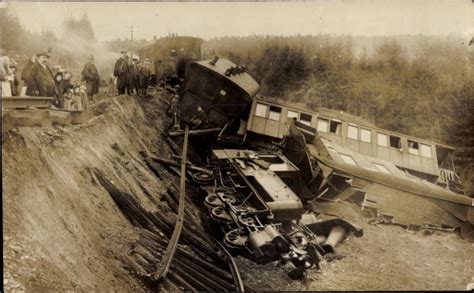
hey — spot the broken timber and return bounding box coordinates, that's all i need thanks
[168,127,222,137]
[1,96,54,109]
[153,124,189,281]
[150,155,213,175]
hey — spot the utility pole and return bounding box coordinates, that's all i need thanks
[130,25,134,59]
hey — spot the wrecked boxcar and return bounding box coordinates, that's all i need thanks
[178,57,259,129]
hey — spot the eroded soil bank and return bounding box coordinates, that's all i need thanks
[3,94,172,291]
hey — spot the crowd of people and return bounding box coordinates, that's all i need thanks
[113,50,152,96]
[1,50,154,109]
[1,52,100,111]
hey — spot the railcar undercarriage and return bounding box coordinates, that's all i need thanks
[195,148,362,279]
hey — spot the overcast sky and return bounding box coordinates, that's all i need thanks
[9,0,474,41]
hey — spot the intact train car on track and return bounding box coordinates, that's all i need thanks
[137,35,202,86]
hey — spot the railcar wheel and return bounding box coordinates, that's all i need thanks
[224,229,248,250]
[205,194,223,209]
[211,206,233,223]
[192,172,214,185]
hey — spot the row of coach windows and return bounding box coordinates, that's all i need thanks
[257,105,433,159]
[347,124,372,143]
[255,103,313,125]
[255,104,283,121]
[317,117,433,159]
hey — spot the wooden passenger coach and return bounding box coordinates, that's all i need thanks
[247,98,457,183]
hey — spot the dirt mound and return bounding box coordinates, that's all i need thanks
[2,94,173,291]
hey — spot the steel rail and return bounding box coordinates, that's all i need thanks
[153,124,189,281]
[216,240,245,292]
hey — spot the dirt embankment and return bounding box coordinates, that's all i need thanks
[2,94,172,291]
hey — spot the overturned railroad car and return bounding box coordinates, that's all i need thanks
[246,98,464,193]
[179,57,259,128]
[137,35,202,86]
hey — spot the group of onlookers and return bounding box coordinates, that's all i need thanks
[2,50,154,110]
[1,52,101,111]
[113,50,152,96]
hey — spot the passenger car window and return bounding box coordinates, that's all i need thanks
[287,110,299,119]
[317,118,329,132]
[300,113,312,126]
[360,128,372,143]
[347,124,359,140]
[408,140,419,155]
[420,143,432,158]
[255,103,268,118]
[268,106,282,121]
[329,120,342,134]
[389,135,401,149]
[377,133,388,147]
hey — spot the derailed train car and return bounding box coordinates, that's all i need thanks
[179,57,259,128]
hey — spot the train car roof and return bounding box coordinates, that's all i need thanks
[192,58,259,98]
[308,137,471,206]
[137,36,203,52]
[255,97,454,150]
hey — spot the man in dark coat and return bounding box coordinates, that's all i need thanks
[81,55,100,102]
[127,57,139,95]
[26,52,56,97]
[113,51,128,95]
[21,55,36,86]
[138,58,151,96]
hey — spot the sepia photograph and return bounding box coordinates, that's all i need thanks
[1,0,473,291]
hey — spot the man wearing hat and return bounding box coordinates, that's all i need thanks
[138,58,152,96]
[127,56,139,95]
[26,52,56,97]
[113,50,129,95]
[81,55,100,103]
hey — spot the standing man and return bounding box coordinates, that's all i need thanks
[21,55,36,95]
[138,58,151,96]
[27,52,56,97]
[127,57,139,95]
[113,50,128,95]
[81,55,100,103]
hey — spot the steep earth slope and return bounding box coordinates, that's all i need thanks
[2,94,172,291]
